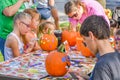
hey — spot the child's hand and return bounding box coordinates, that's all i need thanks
[24,38,37,53]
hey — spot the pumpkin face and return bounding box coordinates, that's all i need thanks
[61,30,77,46]
[40,34,58,51]
[45,51,70,77]
[76,37,95,57]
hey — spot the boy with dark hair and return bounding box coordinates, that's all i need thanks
[79,15,120,80]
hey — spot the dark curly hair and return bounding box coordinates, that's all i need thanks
[80,15,110,39]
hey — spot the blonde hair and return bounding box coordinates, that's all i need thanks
[38,21,55,33]
[13,12,31,25]
[64,0,87,15]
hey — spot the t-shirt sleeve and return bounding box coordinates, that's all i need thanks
[0,0,13,13]
[90,64,111,80]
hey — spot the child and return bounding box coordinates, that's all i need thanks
[115,29,120,53]
[38,21,55,36]
[23,9,41,51]
[4,12,35,61]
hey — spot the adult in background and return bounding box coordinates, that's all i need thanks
[64,0,109,31]
[0,0,29,59]
[33,0,60,29]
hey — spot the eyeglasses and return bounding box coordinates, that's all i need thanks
[21,21,30,28]
[68,12,78,18]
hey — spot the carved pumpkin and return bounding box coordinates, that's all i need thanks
[61,30,77,46]
[76,37,95,57]
[40,34,58,51]
[45,51,70,77]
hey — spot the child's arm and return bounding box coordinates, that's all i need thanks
[8,36,21,57]
[49,0,54,7]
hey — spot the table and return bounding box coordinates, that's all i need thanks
[0,50,96,80]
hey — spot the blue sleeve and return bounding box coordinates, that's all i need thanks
[90,64,112,80]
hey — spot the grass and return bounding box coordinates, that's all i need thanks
[60,22,69,27]
[60,21,81,30]
[0,52,4,62]
[60,22,69,30]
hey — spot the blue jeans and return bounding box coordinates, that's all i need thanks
[37,8,51,20]
[0,37,5,59]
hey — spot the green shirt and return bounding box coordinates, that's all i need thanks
[0,0,26,39]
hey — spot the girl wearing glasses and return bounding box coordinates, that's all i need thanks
[4,12,35,61]
[64,0,109,31]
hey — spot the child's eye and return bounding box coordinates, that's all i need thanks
[82,42,87,47]
[116,42,118,44]
[115,41,120,45]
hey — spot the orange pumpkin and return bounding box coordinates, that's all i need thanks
[61,30,77,46]
[45,51,70,77]
[40,34,58,51]
[76,37,95,57]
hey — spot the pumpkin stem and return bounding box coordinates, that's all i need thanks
[68,23,71,31]
[76,23,81,32]
[47,28,51,34]
[37,33,40,44]
[58,43,65,53]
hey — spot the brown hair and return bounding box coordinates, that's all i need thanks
[110,19,117,28]
[80,15,110,39]
[115,29,120,36]
[24,9,40,21]
[64,0,87,15]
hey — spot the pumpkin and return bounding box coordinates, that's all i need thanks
[76,37,95,57]
[61,30,77,46]
[45,51,70,77]
[40,34,58,51]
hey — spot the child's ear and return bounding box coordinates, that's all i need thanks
[88,31,94,40]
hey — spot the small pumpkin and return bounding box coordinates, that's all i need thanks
[76,37,95,57]
[40,34,58,51]
[61,30,77,46]
[45,51,70,77]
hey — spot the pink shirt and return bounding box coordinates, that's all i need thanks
[69,0,110,27]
